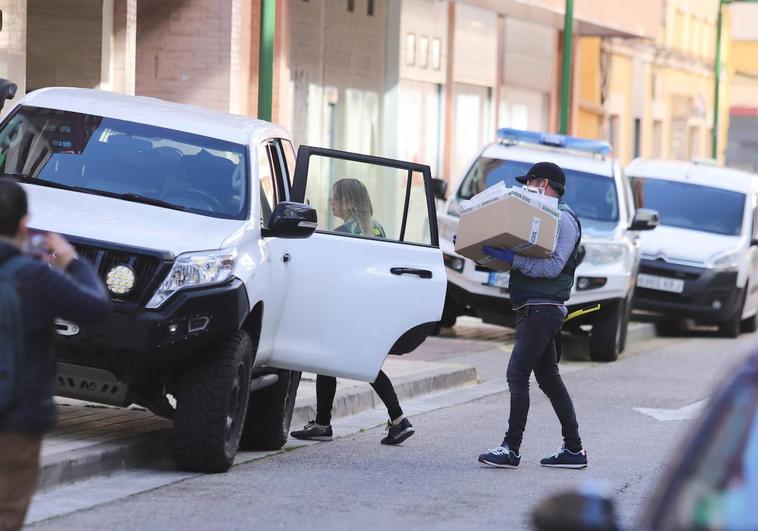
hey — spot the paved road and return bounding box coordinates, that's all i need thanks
[30,329,757,530]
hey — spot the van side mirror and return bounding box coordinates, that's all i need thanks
[264,201,317,239]
[532,490,620,531]
[0,78,17,112]
[431,178,447,201]
[630,208,659,231]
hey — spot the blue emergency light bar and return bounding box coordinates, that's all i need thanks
[496,127,612,156]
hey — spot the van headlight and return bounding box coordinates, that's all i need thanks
[582,243,627,266]
[708,250,740,271]
[146,249,237,308]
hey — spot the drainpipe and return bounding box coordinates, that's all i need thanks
[559,0,574,134]
[258,0,276,121]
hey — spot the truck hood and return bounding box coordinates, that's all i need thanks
[24,185,246,256]
[638,224,741,266]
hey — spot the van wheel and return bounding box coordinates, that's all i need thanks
[590,299,626,362]
[720,290,746,338]
[741,312,758,333]
[174,330,253,473]
[432,298,460,335]
[239,370,301,451]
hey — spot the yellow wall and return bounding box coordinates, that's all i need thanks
[733,41,758,76]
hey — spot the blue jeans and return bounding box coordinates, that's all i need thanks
[503,305,582,452]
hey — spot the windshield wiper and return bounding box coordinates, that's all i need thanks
[6,174,95,195]
[6,174,191,213]
[112,193,191,213]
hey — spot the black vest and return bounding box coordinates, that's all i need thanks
[509,202,582,307]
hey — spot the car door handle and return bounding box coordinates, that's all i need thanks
[390,267,432,279]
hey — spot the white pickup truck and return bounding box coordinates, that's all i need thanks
[0,86,445,472]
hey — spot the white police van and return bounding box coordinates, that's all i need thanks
[436,129,658,362]
[0,86,445,472]
[626,159,758,337]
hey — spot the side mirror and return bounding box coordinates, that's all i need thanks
[576,244,586,265]
[265,201,317,239]
[630,208,659,231]
[532,490,620,531]
[0,78,17,112]
[431,177,447,201]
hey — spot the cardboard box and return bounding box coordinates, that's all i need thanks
[454,184,561,272]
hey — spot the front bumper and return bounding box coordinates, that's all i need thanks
[633,259,740,323]
[56,279,250,382]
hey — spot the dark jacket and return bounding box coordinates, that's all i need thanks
[0,242,110,433]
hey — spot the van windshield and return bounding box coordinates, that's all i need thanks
[629,177,745,236]
[453,157,619,223]
[0,105,248,219]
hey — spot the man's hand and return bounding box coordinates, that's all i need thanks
[482,245,515,265]
[45,233,77,270]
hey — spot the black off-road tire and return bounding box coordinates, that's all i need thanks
[239,369,301,451]
[173,330,253,473]
[590,299,626,362]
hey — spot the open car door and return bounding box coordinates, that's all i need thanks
[267,146,445,381]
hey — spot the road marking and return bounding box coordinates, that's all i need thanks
[633,399,708,421]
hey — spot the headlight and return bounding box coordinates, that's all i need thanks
[146,249,237,308]
[443,253,465,272]
[708,250,740,271]
[582,243,627,266]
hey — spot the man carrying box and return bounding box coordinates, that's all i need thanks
[477,161,588,470]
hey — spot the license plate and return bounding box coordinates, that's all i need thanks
[636,273,684,294]
[487,272,510,289]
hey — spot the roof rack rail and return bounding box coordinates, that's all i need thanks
[496,127,611,156]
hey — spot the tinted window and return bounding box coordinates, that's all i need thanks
[454,157,619,222]
[0,105,249,219]
[630,177,745,236]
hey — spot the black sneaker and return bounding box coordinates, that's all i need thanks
[540,445,588,469]
[290,421,333,441]
[478,445,521,468]
[380,418,415,445]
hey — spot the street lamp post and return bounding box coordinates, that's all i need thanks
[712,0,758,159]
[258,0,276,122]
[559,0,574,135]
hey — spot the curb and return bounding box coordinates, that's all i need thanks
[39,363,478,491]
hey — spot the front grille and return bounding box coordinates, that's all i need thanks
[72,242,166,303]
[639,261,702,281]
[475,265,496,273]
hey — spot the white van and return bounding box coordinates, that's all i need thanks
[436,129,658,362]
[626,159,758,337]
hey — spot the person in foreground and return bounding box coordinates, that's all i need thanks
[0,178,111,530]
[477,162,588,470]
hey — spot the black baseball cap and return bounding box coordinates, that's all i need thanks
[516,161,566,196]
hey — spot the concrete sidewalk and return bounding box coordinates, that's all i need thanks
[38,318,655,491]
[39,332,494,491]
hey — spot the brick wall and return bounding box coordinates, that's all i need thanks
[0,0,27,111]
[26,0,103,91]
[136,0,234,112]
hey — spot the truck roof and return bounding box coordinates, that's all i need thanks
[15,87,287,145]
[481,142,615,177]
[626,158,757,194]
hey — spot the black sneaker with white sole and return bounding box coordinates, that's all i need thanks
[290,421,333,441]
[380,418,415,445]
[540,445,588,468]
[478,445,521,468]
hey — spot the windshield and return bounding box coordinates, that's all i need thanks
[629,177,745,236]
[453,157,619,223]
[0,105,248,219]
